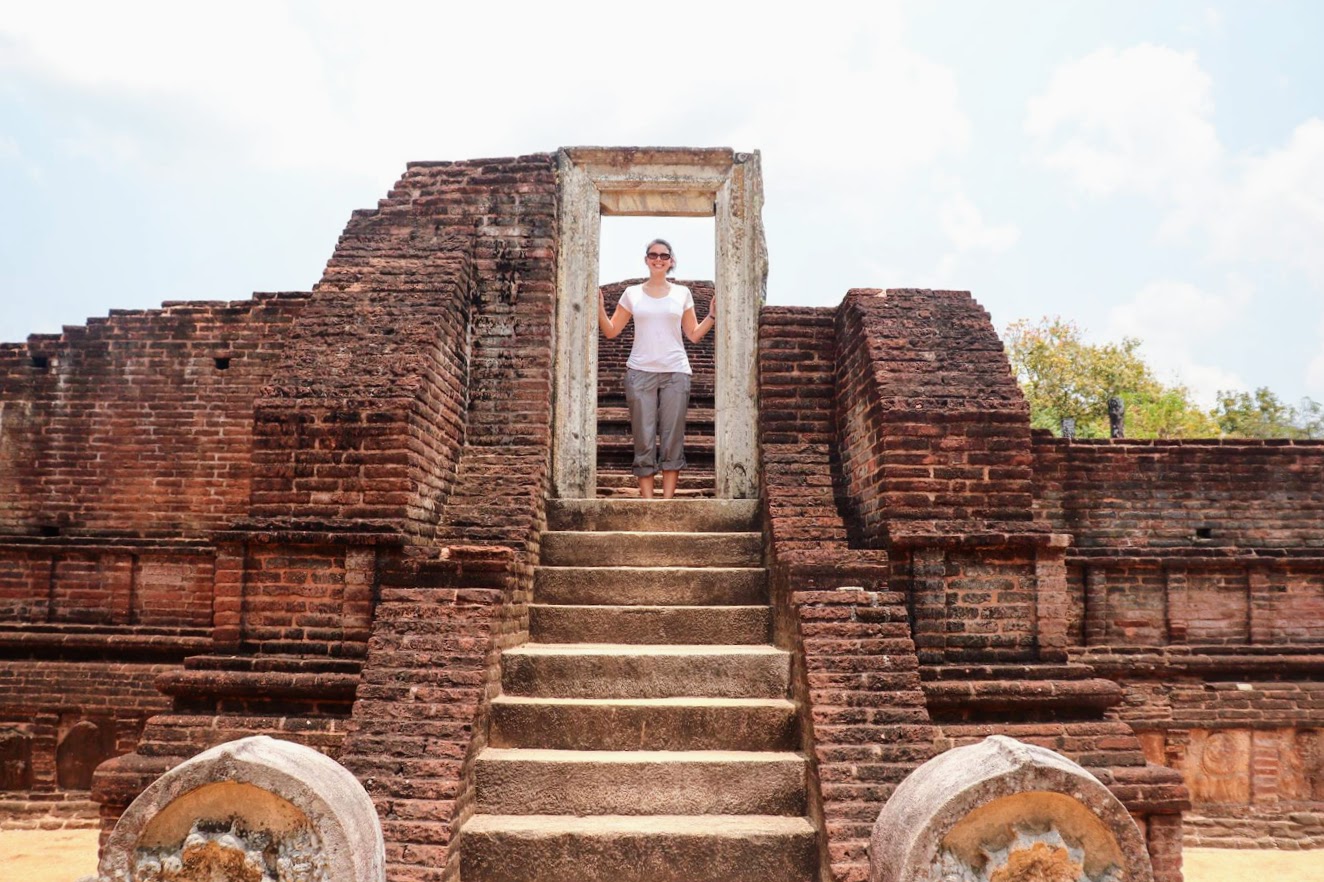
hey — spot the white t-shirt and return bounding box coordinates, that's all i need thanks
[620,283,694,374]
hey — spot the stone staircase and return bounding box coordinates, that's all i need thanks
[460,498,818,882]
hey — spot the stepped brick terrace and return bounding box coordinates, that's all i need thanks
[2,147,1322,882]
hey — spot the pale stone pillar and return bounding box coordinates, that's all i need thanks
[553,153,601,499]
[714,153,766,499]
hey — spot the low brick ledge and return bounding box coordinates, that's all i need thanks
[216,519,408,546]
[156,668,360,702]
[0,536,213,551]
[1067,547,1324,564]
[921,677,1124,715]
[888,521,1070,550]
[1076,646,1324,677]
[921,663,1099,681]
[0,625,212,657]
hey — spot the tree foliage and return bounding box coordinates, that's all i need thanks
[1004,317,1321,440]
[1004,317,1213,438]
[1213,388,1324,439]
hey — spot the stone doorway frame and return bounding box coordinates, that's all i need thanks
[553,147,766,499]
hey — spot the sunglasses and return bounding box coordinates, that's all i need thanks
[646,251,672,260]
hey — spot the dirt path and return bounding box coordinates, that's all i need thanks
[2,830,1323,882]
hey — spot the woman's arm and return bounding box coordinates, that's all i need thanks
[682,293,715,344]
[599,289,632,339]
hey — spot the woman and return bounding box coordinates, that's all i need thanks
[598,238,716,499]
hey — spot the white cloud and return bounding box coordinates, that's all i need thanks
[1025,44,1220,201]
[1201,119,1324,284]
[0,2,968,189]
[1308,314,1324,400]
[928,178,1019,286]
[1029,42,1324,308]
[1107,279,1249,404]
[937,181,1019,253]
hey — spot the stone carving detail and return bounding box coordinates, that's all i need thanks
[869,735,1151,882]
[0,728,32,790]
[133,821,325,882]
[97,736,384,882]
[933,825,1123,882]
[1107,396,1125,438]
[58,718,112,790]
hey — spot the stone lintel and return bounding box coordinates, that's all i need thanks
[600,190,717,217]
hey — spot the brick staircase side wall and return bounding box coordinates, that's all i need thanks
[822,293,1188,882]
[332,155,559,882]
[833,288,1034,540]
[759,306,938,882]
[249,234,476,539]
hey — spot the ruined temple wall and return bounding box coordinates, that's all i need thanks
[1033,439,1324,844]
[0,661,170,793]
[318,155,560,882]
[0,299,308,805]
[1033,438,1324,550]
[250,239,477,537]
[833,288,1034,543]
[759,305,936,882]
[1032,439,1324,648]
[0,295,309,538]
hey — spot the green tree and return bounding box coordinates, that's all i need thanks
[1004,317,1216,439]
[1214,388,1324,439]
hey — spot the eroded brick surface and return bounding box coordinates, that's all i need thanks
[0,159,1321,880]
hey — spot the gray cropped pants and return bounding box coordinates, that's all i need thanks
[624,368,690,477]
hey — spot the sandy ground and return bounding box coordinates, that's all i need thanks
[0,828,100,881]
[1,830,1323,882]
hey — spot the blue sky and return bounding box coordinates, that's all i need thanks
[2,1,1321,405]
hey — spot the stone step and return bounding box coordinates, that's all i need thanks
[461,814,817,882]
[595,471,716,498]
[535,566,767,606]
[501,644,791,699]
[541,532,762,567]
[489,696,798,751]
[474,748,807,815]
[548,498,759,533]
[530,604,770,644]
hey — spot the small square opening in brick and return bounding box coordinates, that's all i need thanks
[38,525,60,537]
[214,356,231,370]
[31,355,49,370]
[1195,526,1214,540]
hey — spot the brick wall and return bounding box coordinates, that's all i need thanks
[760,306,937,882]
[834,289,1034,542]
[0,542,214,627]
[1034,438,1324,550]
[0,660,171,799]
[251,237,477,537]
[0,294,308,537]
[326,155,559,882]
[766,297,1186,881]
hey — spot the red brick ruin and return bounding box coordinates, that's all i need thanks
[2,149,1322,881]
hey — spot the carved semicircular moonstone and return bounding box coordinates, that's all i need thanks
[869,736,1151,882]
[96,736,384,882]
